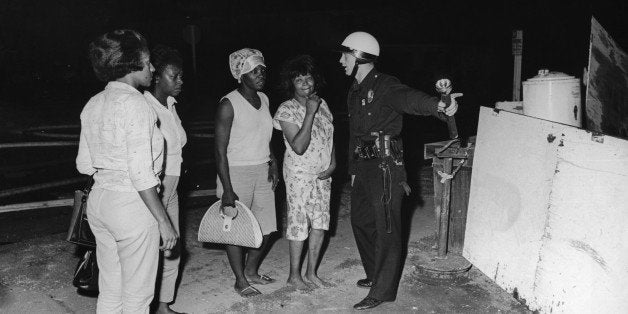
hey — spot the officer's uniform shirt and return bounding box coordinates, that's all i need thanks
[347,68,441,175]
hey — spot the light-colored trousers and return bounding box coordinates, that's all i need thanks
[157,175,181,303]
[87,188,160,314]
[216,163,277,235]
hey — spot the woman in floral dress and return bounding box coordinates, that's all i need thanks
[273,55,335,289]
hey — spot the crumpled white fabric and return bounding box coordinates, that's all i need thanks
[229,48,265,83]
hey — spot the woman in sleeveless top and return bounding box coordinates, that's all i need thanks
[214,48,279,298]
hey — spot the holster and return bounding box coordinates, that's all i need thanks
[354,133,406,234]
[353,133,404,165]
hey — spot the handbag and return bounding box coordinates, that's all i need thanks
[198,200,263,248]
[66,176,96,248]
[73,249,99,292]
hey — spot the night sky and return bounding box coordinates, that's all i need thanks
[1,0,627,133]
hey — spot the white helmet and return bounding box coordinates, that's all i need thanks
[340,31,379,64]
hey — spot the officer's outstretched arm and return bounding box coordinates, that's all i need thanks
[385,77,440,117]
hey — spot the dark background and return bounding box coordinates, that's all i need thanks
[0,0,627,176]
[0,0,627,242]
[1,0,626,111]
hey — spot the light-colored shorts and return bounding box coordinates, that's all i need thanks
[284,167,331,241]
[216,163,277,235]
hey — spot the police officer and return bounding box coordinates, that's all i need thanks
[338,31,460,310]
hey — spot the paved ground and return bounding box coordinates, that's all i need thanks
[0,186,530,313]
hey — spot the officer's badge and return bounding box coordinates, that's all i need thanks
[367,90,374,103]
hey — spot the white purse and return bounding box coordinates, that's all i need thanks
[197,200,263,248]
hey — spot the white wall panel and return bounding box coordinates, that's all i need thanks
[464,107,628,313]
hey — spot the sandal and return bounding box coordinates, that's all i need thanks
[235,285,261,298]
[246,274,276,285]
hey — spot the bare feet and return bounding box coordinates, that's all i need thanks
[155,302,185,314]
[304,274,335,288]
[286,276,313,291]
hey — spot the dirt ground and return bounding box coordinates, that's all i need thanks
[0,187,530,313]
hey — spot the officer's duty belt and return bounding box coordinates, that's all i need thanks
[353,135,402,161]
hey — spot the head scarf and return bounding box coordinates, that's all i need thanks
[229,48,265,83]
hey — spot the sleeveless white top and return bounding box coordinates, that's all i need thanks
[221,90,272,166]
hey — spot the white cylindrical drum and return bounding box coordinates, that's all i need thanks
[522,69,582,127]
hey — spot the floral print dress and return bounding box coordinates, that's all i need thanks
[273,99,334,241]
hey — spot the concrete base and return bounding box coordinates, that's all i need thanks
[414,250,472,284]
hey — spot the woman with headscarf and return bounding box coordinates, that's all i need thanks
[273,55,335,290]
[143,45,186,314]
[214,48,279,298]
[76,29,178,313]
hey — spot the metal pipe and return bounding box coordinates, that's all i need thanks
[0,199,74,214]
[0,189,217,213]
[0,177,87,198]
[437,157,453,257]
[0,141,78,148]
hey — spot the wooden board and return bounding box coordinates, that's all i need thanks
[425,137,476,253]
[464,107,628,313]
[431,164,472,254]
[585,17,628,139]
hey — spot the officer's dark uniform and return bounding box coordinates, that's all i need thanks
[347,68,441,301]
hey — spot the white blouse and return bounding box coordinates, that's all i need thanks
[144,91,187,176]
[77,82,164,192]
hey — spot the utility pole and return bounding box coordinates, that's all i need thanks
[512,30,523,101]
[183,24,201,97]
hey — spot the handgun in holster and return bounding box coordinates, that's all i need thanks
[353,132,403,164]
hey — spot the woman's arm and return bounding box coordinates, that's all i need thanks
[215,98,238,206]
[268,142,279,191]
[278,119,311,156]
[76,127,96,175]
[138,187,177,250]
[280,95,321,155]
[318,144,336,180]
[125,97,177,250]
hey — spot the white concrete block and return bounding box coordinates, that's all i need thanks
[464,107,628,313]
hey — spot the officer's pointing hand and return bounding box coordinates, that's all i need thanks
[437,93,463,116]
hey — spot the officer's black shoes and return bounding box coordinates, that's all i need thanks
[353,297,384,310]
[356,278,373,288]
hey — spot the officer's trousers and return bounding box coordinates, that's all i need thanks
[350,158,405,301]
[87,188,160,314]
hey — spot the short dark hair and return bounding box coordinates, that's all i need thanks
[151,45,183,76]
[88,29,148,82]
[278,55,326,100]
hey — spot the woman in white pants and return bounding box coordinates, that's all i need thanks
[143,45,187,314]
[76,29,178,314]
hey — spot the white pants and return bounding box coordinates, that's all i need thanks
[87,188,160,314]
[157,175,180,303]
